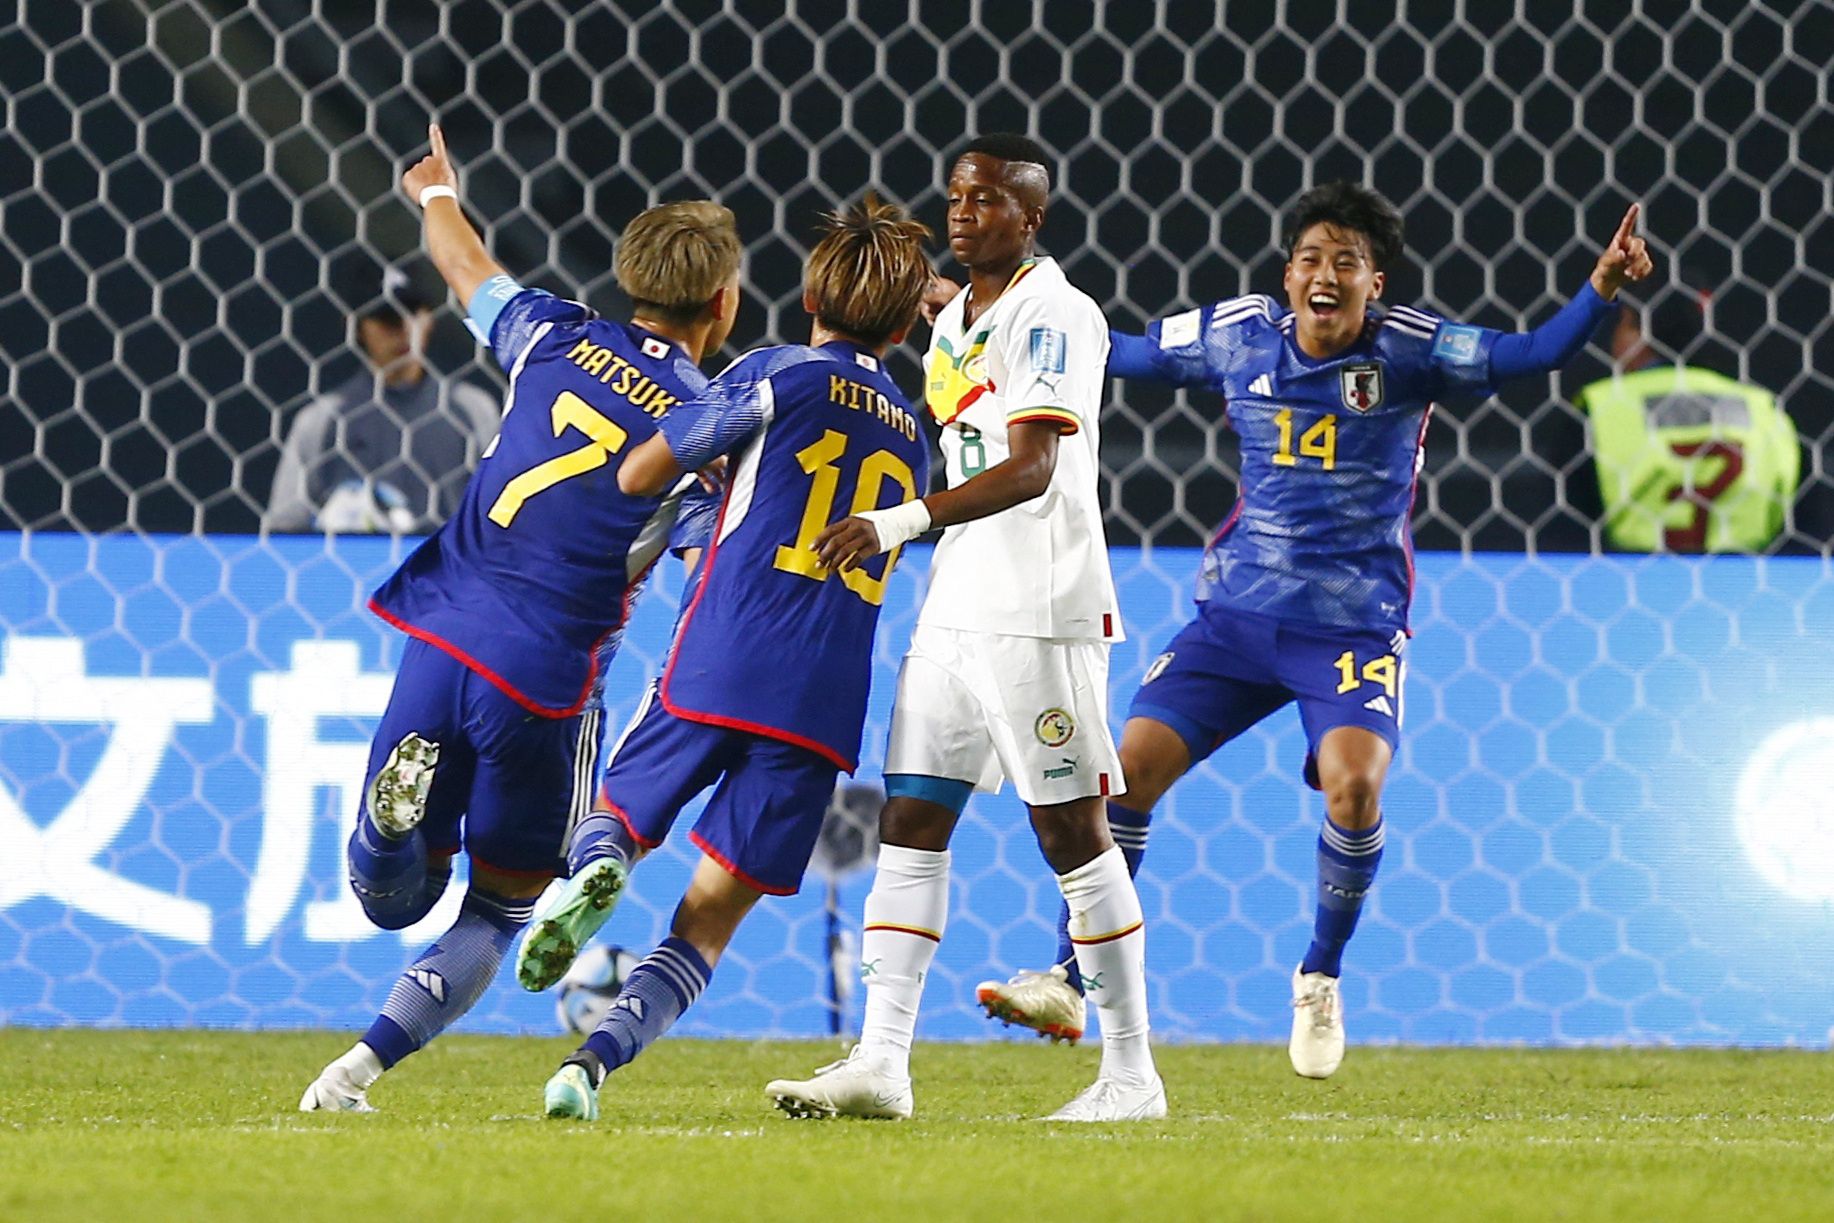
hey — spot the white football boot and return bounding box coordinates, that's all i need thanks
[975,963,1086,1044]
[766,1045,913,1120]
[1289,966,1346,1079]
[299,1044,383,1113]
[1045,1073,1167,1122]
[366,732,439,837]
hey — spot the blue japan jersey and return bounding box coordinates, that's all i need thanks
[657,341,930,771]
[1138,295,1504,632]
[370,286,708,716]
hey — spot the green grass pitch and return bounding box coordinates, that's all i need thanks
[3,1030,1831,1222]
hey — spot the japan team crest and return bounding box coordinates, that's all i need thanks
[1341,362,1384,413]
[1034,708,1076,747]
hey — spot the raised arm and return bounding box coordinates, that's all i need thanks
[1487,203,1655,383]
[401,123,508,306]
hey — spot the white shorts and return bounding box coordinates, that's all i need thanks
[884,623,1124,807]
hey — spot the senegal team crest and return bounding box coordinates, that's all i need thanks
[1341,362,1384,413]
[1034,708,1076,747]
[927,332,994,425]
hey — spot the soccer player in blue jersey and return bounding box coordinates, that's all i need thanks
[528,197,936,1122]
[299,125,741,1112]
[978,183,1653,1077]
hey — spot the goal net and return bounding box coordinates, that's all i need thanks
[3,0,1830,1045]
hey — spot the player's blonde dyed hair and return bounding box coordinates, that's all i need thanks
[805,193,933,345]
[615,200,742,323]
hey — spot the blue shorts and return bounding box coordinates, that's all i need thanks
[365,638,603,877]
[1128,606,1406,788]
[598,684,838,896]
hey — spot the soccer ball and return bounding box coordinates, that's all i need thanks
[316,478,416,533]
[555,943,640,1035]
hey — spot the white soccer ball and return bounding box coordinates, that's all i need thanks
[555,943,640,1035]
[316,478,416,533]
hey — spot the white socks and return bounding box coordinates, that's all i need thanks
[856,844,950,1078]
[1060,845,1156,1082]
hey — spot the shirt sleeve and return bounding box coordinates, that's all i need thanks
[990,297,1088,434]
[656,354,773,471]
[1127,305,1219,389]
[1484,282,1616,385]
[467,279,597,373]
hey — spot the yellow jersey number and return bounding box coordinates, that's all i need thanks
[1334,650,1399,699]
[486,391,629,527]
[1272,408,1337,471]
[772,428,917,607]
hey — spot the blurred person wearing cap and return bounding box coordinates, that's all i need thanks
[1575,284,1799,552]
[263,265,500,533]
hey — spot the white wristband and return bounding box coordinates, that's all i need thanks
[417,184,458,208]
[855,499,932,552]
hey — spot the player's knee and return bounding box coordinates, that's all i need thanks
[879,794,959,851]
[469,862,552,902]
[1322,769,1383,827]
[1029,797,1111,874]
[1118,717,1194,811]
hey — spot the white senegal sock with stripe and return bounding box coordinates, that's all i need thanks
[1061,844,1156,1082]
[856,844,950,1079]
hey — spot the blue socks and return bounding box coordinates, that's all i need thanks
[362,887,536,1068]
[579,936,712,1078]
[1055,802,1152,994]
[1300,815,1385,978]
[567,810,638,877]
[347,813,452,931]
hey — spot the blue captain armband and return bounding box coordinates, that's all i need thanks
[465,274,525,345]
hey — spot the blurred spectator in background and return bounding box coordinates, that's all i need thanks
[263,265,499,533]
[1574,284,1798,552]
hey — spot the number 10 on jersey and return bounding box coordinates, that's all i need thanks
[772,428,917,606]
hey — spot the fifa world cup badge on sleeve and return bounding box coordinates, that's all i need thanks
[1431,323,1484,364]
[1029,327,1066,374]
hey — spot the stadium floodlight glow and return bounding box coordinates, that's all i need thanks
[1734,719,1834,903]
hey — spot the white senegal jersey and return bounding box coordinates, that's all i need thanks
[919,256,1121,642]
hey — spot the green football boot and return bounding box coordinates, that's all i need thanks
[543,1061,600,1121]
[515,857,628,991]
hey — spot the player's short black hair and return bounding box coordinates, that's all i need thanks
[1282,181,1405,271]
[956,133,1053,188]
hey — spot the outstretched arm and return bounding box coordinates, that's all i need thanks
[1108,329,1168,380]
[1488,202,1655,382]
[401,123,508,306]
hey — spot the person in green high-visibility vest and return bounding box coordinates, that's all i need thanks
[1576,290,1799,552]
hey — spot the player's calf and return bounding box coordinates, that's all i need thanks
[300,885,536,1111]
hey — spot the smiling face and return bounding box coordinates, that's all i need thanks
[1282,222,1385,358]
[944,154,1043,274]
